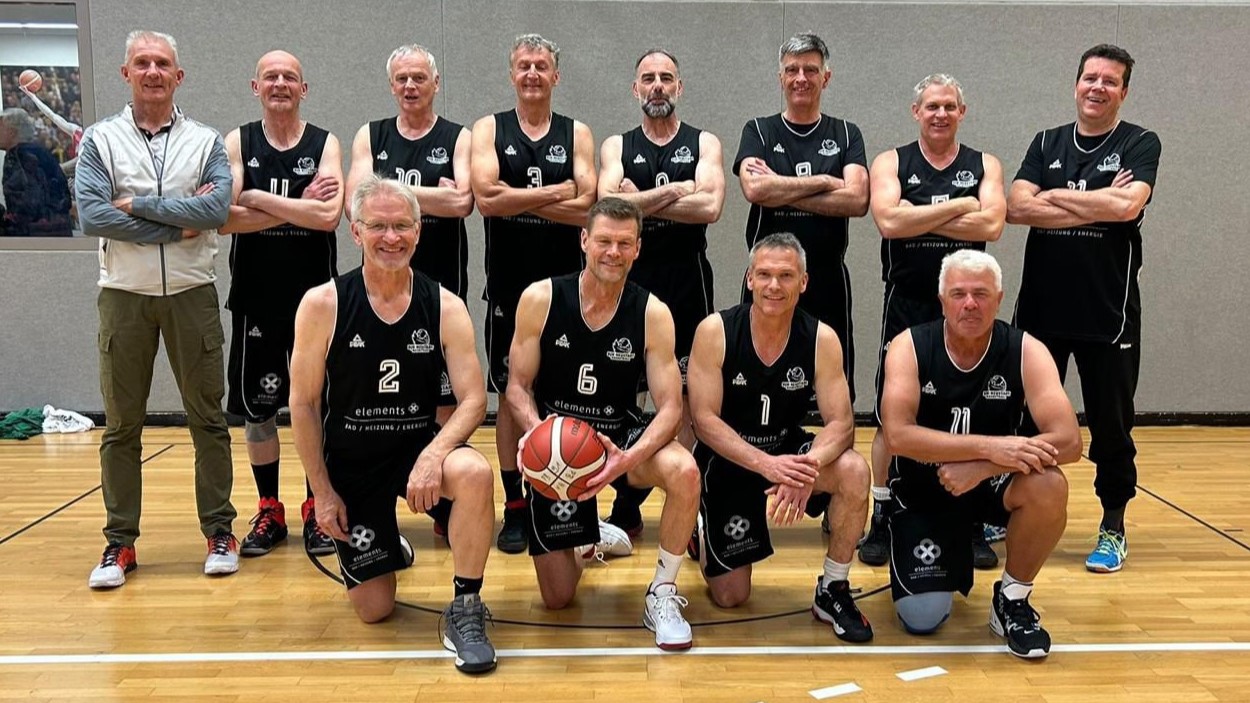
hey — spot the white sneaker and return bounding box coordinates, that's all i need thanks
[399,534,414,568]
[89,544,136,589]
[204,532,240,575]
[644,582,692,650]
[596,520,633,558]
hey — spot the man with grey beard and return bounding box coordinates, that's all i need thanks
[598,48,725,536]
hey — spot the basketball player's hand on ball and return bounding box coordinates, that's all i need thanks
[514,414,556,471]
[765,483,813,526]
[937,461,994,496]
[301,173,340,202]
[578,432,633,501]
[315,489,350,541]
[406,449,445,514]
[757,453,819,488]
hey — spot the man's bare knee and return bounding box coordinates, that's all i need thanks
[353,599,395,624]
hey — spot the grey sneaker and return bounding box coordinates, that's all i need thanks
[442,593,497,673]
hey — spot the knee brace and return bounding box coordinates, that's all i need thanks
[895,591,953,634]
[244,416,278,442]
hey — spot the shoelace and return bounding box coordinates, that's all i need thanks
[208,534,234,555]
[1002,596,1041,633]
[100,544,125,566]
[653,592,689,623]
[449,600,493,644]
[1092,531,1125,556]
[250,507,282,536]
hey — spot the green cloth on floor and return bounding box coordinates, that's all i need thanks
[0,408,45,440]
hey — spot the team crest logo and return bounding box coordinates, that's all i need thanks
[439,372,451,396]
[781,366,809,391]
[292,157,317,176]
[678,356,689,376]
[1097,153,1121,172]
[982,374,1012,400]
[427,147,449,165]
[952,170,978,188]
[546,144,567,164]
[818,139,840,156]
[259,373,282,395]
[724,515,750,541]
[606,337,635,362]
[670,145,694,164]
[407,329,434,354]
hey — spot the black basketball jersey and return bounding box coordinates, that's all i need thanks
[533,274,648,435]
[369,116,469,298]
[483,110,582,303]
[620,122,707,264]
[1013,121,1161,343]
[881,142,986,298]
[732,114,867,270]
[227,121,338,315]
[894,319,1026,487]
[321,268,444,462]
[714,303,819,451]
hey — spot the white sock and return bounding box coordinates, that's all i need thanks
[1002,571,1033,601]
[821,557,851,588]
[650,548,683,591]
[871,486,892,502]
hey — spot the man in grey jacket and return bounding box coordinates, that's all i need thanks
[76,30,238,589]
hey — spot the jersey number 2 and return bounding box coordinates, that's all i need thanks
[379,359,400,394]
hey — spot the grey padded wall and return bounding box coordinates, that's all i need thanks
[1,0,1247,415]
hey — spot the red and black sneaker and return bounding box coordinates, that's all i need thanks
[88,543,137,589]
[241,497,288,557]
[302,498,336,556]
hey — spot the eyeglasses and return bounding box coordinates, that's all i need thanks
[356,220,417,235]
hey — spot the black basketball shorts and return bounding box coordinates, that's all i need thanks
[227,311,295,423]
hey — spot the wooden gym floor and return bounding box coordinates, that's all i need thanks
[1,426,1248,702]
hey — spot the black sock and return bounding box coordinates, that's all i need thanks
[501,469,524,504]
[1101,507,1126,533]
[252,461,280,500]
[453,575,483,597]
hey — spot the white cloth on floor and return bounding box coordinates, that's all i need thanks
[42,405,95,433]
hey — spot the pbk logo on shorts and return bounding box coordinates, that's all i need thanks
[551,500,578,522]
[724,515,750,541]
[547,145,567,164]
[913,538,941,565]
[349,525,376,551]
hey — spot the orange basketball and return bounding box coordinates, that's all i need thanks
[520,416,606,501]
[19,69,42,93]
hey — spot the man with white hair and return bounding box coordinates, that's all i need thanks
[0,106,72,235]
[220,50,344,558]
[880,249,1080,658]
[732,32,869,402]
[863,74,1006,568]
[77,30,237,588]
[289,175,497,673]
[471,34,597,554]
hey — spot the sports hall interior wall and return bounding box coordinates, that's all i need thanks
[1,0,1246,417]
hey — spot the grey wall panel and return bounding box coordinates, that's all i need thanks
[1,0,1246,415]
[1118,5,1250,411]
[785,2,1117,409]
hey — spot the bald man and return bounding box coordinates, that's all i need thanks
[220,50,344,558]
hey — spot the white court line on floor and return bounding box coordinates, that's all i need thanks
[897,665,947,681]
[2,642,1249,666]
[809,682,862,699]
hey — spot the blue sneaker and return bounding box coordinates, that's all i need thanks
[1085,528,1127,573]
[983,523,1008,544]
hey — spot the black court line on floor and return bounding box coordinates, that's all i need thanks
[0,444,175,547]
[305,548,891,629]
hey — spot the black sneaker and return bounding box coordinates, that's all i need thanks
[858,511,890,566]
[442,593,497,673]
[989,580,1051,658]
[496,500,528,554]
[240,497,288,557]
[972,524,999,569]
[812,578,874,643]
[301,498,336,556]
